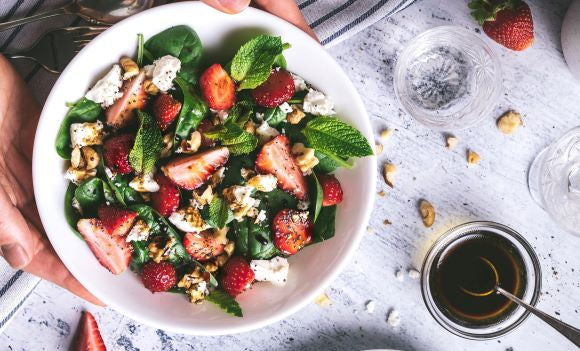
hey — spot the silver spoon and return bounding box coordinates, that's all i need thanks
[0,0,153,32]
[460,257,580,348]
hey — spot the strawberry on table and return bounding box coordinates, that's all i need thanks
[152,93,182,131]
[220,256,255,297]
[141,261,177,293]
[106,71,149,129]
[272,209,313,255]
[469,0,534,51]
[98,205,138,236]
[199,63,236,110]
[151,173,180,217]
[183,230,225,261]
[162,147,230,190]
[251,69,295,108]
[75,311,106,351]
[77,219,132,275]
[256,135,308,200]
[318,174,343,206]
[103,133,134,174]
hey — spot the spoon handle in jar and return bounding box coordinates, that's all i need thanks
[497,287,580,347]
[0,7,68,32]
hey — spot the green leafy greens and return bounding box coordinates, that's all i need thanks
[230,219,278,260]
[312,205,337,243]
[129,111,162,174]
[173,77,208,149]
[202,197,234,229]
[55,98,103,159]
[204,120,257,155]
[206,290,243,317]
[64,183,81,239]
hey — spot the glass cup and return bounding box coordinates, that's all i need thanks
[528,127,580,237]
[394,26,502,130]
[421,221,541,339]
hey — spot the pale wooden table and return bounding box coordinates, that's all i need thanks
[2,0,580,350]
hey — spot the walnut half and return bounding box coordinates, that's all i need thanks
[419,200,435,227]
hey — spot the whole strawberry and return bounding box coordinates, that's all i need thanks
[151,173,180,217]
[153,93,182,131]
[318,174,343,206]
[469,0,534,51]
[252,69,295,108]
[141,261,176,293]
[103,133,134,174]
[220,256,255,297]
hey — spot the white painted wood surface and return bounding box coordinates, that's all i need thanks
[2,0,580,349]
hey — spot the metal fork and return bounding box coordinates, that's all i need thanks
[6,26,107,74]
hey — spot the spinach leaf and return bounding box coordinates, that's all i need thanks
[130,241,150,272]
[218,154,256,191]
[201,197,234,230]
[312,205,337,243]
[257,188,297,217]
[136,33,145,66]
[230,219,277,260]
[74,178,108,215]
[308,174,323,222]
[144,25,203,84]
[230,35,287,90]
[106,172,142,206]
[206,290,243,317]
[314,151,340,174]
[262,107,286,127]
[173,76,208,148]
[129,111,162,174]
[288,90,308,104]
[64,183,82,239]
[55,98,103,159]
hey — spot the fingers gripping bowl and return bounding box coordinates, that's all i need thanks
[32,2,376,335]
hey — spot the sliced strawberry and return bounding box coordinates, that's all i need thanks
[183,230,225,262]
[151,173,180,217]
[272,209,313,255]
[162,147,230,190]
[106,71,149,129]
[77,219,132,274]
[199,63,236,110]
[75,311,106,351]
[141,261,176,293]
[318,174,343,206]
[103,133,134,174]
[196,118,217,149]
[251,69,295,108]
[153,93,182,131]
[256,135,307,200]
[221,256,255,297]
[97,205,137,236]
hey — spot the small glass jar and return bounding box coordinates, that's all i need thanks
[420,221,541,339]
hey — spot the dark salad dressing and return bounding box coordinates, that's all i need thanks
[429,231,527,326]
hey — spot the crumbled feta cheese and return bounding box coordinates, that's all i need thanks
[129,169,160,193]
[408,268,420,279]
[104,166,116,179]
[255,112,265,121]
[297,200,310,211]
[143,64,154,78]
[365,300,376,314]
[72,198,83,215]
[85,64,123,107]
[395,269,404,282]
[70,120,105,148]
[190,186,214,209]
[168,207,209,232]
[279,102,293,113]
[126,219,151,242]
[291,73,307,91]
[250,257,289,286]
[255,121,280,144]
[303,88,335,116]
[222,185,259,221]
[255,210,267,224]
[211,109,229,124]
[64,167,96,185]
[314,293,332,307]
[151,55,181,92]
[240,168,255,180]
[247,174,277,192]
[387,309,401,327]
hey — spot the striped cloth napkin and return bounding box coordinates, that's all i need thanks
[0,0,414,333]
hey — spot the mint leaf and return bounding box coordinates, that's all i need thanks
[206,290,243,317]
[230,35,287,90]
[263,107,286,127]
[302,117,373,160]
[204,121,257,155]
[55,98,103,159]
[129,111,162,174]
[312,205,336,243]
[203,197,234,229]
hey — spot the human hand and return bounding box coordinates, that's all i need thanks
[201,0,317,40]
[0,56,102,305]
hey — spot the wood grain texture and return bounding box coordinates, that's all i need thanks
[3,0,580,350]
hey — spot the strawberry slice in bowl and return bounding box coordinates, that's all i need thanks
[98,205,137,236]
[106,71,149,129]
[162,147,230,190]
[77,219,132,275]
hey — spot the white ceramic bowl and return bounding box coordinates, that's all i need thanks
[33,2,376,335]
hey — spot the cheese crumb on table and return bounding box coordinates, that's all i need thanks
[387,309,401,327]
[446,135,458,150]
[365,300,376,314]
[395,269,404,282]
[408,268,420,279]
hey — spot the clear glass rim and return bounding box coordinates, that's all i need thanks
[394,25,502,131]
[420,221,542,340]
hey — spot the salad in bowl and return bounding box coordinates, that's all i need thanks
[56,25,373,317]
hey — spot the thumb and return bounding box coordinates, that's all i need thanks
[200,0,251,14]
[0,191,35,269]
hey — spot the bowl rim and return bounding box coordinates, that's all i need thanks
[32,2,377,335]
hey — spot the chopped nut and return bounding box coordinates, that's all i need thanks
[497,110,523,134]
[160,133,174,158]
[380,128,393,140]
[240,168,256,180]
[419,200,435,227]
[143,79,159,95]
[179,131,201,154]
[377,190,386,197]
[383,163,397,188]
[70,146,85,169]
[244,120,256,134]
[384,219,391,225]
[148,236,176,263]
[178,268,209,304]
[209,167,225,188]
[292,143,319,175]
[314,292,332,307]
[82,146,100,170]
[203,261,218,273]
[467,150,480,165]
[64,167,96,185]
[287,105,306,124]
[446,135,458,150]
[375,143,384,155]
[120,56,139,80]
[224,241,235,256]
